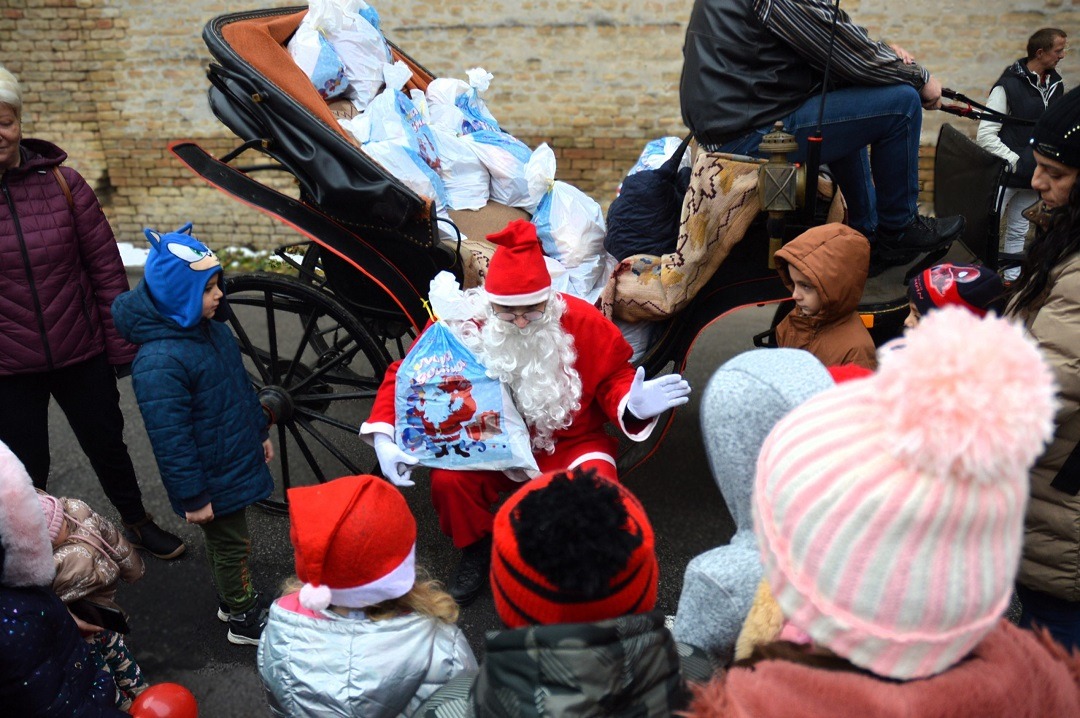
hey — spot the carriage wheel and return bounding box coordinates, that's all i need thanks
[223,273,391,514]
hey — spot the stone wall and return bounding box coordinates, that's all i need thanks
[1,0,1074,251]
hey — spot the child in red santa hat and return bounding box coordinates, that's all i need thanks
[257,474,476,717]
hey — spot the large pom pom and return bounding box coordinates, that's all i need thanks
[876,306,1057,483]
[299,582,332,611]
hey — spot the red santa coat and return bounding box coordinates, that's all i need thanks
[361,293,655,471]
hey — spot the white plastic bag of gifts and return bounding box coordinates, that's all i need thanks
[524,144,613,303]
[287,20,350,100]
[315,0,392,112]
[365,61,441,172]
[462,130,532,207]
[394,323,538,472]
[430,125,490,210]
[425,67,501,135]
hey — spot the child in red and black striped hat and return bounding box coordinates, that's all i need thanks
[415,467,713,718]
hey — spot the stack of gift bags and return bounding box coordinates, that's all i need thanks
[285,0,626,305]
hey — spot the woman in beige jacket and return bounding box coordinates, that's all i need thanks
[1007,86,1080,651]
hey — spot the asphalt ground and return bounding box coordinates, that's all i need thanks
[37,270,800,715]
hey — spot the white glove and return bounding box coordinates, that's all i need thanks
[373,433,419,487]
[626,366,691,420]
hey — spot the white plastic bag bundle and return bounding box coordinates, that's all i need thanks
[456,68,501,134]
[425,77,470,132]
[525,143,607,269]
[287,22,350,100]
[550,250,616,305]
[629,136,693,176]
[462,131,532,208]
[425,67,501,135]
[362,62,442,171]
[616,136,694,195]
[361,139,450,211]
[431,126,490,210]
[315,0,393,112]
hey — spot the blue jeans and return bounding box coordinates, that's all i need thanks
[717,84,923,235]
[1016,582,1080,652]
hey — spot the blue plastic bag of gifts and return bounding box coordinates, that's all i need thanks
[394,322,538,472]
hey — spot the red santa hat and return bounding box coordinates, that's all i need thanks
[288,475,417,611]
[484,219,552,305]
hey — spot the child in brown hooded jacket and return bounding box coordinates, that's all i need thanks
[774,223,876,370]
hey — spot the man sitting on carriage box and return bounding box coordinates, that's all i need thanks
[680,0,965,272]
[360,219,692,606]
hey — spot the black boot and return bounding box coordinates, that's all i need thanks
[449,536,491,607]
[123,513,186,560]
[870,214,965,271]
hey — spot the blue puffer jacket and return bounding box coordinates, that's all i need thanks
[112,279,272,517]
[0,586,126,717]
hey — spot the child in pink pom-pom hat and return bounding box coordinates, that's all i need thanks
[686,307,1080,717]
[257,474,476,717]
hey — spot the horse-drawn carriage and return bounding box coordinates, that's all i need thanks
[172,6,1007,511]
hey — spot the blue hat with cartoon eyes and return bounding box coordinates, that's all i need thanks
[143,223,223,328]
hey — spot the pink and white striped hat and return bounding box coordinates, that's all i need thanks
[753,306,1057,680]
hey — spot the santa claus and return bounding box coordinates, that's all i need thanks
[360,219,690,604]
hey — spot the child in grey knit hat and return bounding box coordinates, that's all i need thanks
[673,348,834,662]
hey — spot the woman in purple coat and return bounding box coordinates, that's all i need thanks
[0,65,183,560]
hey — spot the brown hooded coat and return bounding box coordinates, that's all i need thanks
[774,224,876,370]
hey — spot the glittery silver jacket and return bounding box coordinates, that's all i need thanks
[257,593,477,717]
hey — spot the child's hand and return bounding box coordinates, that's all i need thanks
[263,438,274,463]
[186,502,214,524]
[67,608,103,636]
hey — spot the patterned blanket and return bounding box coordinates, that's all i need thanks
[599,152,845,322]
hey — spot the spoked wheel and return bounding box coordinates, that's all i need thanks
[223,273,391,514]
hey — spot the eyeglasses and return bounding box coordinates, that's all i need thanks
[494,309,545,323]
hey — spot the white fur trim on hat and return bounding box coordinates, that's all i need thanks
[0,442,55,587]
[299,544,417,611]
[485,286,552,306]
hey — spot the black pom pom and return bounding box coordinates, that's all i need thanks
[511,468,643,599]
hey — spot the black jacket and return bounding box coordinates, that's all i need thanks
[994,59,1065,187]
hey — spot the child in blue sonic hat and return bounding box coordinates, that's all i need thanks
[112,223,275,646]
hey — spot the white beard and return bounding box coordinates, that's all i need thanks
[453,291,583,454]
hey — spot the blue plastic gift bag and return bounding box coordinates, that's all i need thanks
[395,322,538,472]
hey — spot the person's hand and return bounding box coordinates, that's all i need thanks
[263,438,274,463]
[502,468,532,482]
[67,608,103,636]
[373,433,419,487]
[626,366,692,420]
[185,502,214,525]
[920,75,943,110]
[113,362,133,379]
[888,43,915,64]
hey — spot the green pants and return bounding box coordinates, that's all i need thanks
[201,508,256,614]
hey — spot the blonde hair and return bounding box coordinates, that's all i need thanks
[0,64,22,120]
[280,568,460,624]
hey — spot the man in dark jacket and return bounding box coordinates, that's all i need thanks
[977,28,1067,281]
[680,0,963,269]
[415,468,713,718]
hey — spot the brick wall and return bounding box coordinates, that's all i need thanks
[1,0,1074,251]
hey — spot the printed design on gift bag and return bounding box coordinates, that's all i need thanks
[395,323,539,472]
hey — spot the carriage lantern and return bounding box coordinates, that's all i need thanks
[757,122,804,268]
